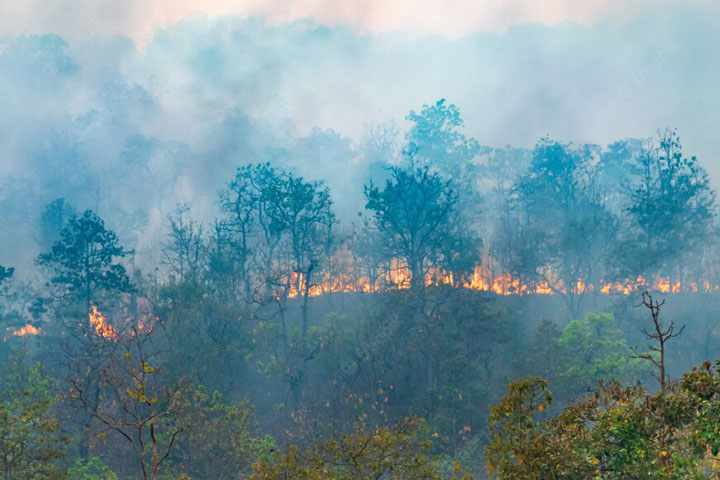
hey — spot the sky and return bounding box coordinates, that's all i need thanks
[0,0,718,265]
[0,0,714,41]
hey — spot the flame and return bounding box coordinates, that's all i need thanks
[88,305,118,341]
[283,257,720,299]
[11,324,39,337]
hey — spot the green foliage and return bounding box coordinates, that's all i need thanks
[513,139,617,317]
[68,457,118,480]
[487,359,720,479]
[37,209,130,305]
[250,418,471,480]
[405,99,483,177]
[0,360,67,480]
[612,129,716,279]
[168,385,275,479]
[558,312,647,389]
[364,166,460,290]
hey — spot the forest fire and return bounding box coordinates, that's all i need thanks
[286,264,720,299]
[2,323,39,342]
[88,305,118,341]
[10,323,39,337]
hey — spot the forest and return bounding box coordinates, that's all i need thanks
[2,96,720,479]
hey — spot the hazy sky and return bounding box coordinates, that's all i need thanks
[0,0,718,265]
[1,0,714,41]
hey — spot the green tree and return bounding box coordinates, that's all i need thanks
[0,360,67,480]
[168,386,275,479]
[405,99,483,178]
[615,129,716,285]
[68,457,117,480]
[364,166,460,290]
[37,209,130,309]
[514,139,617,317]
[250,418,471,480]
[558,312,646,392]
[220,163,336,409]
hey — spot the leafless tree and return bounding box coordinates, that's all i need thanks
[631,291,684,393]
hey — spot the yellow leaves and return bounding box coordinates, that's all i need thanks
[97,431,107,444]
[124,352,131,358]
[660,450,668,457]
[591,457,599,466]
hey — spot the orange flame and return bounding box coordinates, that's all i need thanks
[284,259,720,299]
[89,305,117,341]
[11,324,39,337]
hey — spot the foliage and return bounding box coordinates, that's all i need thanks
[364,166,461,290]
[37,209,130,306]
[513,139,617,317]
[68,457,118,480]
[168,386,275,479]
[68,330,187,480]
[558,312,648,390]
[0,360,67,480]
[487,359,720,479]
[405,99,484,179]
[613,129,716,280]
[250,418,471,480]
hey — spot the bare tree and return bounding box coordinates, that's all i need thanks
[69,327,186,480]
[161,204,206,285]
[631,291,684,393]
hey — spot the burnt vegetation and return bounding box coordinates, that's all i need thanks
[4,100,720,478]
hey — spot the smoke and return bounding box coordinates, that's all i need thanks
[0,3,719,269]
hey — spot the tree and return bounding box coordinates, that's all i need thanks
[486,360,720,479]
[405,99,483,178]
[37,209,130,310]
[217,163,267,303]
[558,312,646,393]
[616,129,716,285]
[218,162,336,308]
[514,139,617,317]
[631,291,684,393]
[161,204,206,286]
[168,387,275,479]
[263,168,336,334]
[68,457,118,480]
[481,147,534,290]
[485,376,556,480]
[37,198,76,252]
[68,328,186,480]
[250,418,471,480]
[220,163,336,409]
[0,360,67,480]
[364,165,459,290]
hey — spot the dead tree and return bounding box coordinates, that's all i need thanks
[631,291,684,393]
